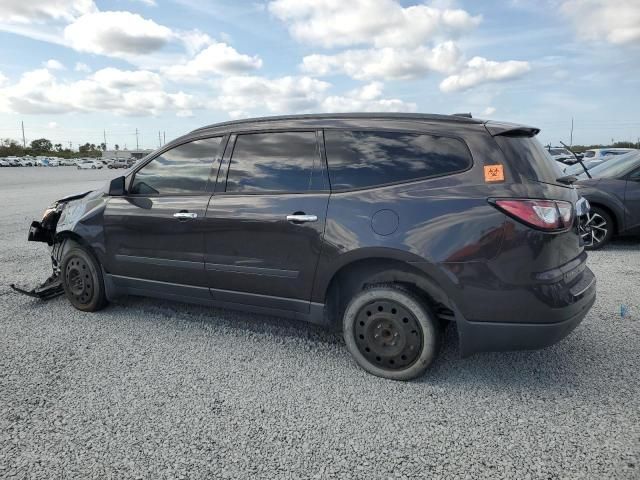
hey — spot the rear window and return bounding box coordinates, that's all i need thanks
[325,130,472,190]
[494,135,564,186]
[584,150,595,158]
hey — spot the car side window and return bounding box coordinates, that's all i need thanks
[325,130,472,191]
[130,137,223,195]
[225,131,319,193]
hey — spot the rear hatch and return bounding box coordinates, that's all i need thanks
[484,121,585,271]
[486,123,567,188]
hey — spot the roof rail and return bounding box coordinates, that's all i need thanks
[452,113,473,118]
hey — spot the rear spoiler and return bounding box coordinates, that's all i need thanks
[485,121,540,137]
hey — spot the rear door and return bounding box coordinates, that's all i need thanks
[103,136,225,287]
[204,130,329,313]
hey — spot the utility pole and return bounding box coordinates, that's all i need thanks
[163,131,166,145]
[569,117,574,147]
[68,141,72,150]
[135,128,139,150]
[103,130,107,150]
[158,131,162,148]
[21,121,26,148]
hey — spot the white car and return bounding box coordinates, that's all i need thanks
[0,158,10,167]
[582,148,636,161]
[47,158,60,167]
[77,159,103,169]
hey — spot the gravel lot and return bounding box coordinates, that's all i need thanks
[1,167,639,479]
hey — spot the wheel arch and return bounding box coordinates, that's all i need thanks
[320,254,456,329]
[589,201,620,234]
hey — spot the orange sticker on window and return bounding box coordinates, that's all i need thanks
[484,164,504,182]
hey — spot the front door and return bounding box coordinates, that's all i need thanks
[204,131,329,313]
[104,136,225,288]
[625,168,640,234]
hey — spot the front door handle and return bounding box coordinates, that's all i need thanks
[286,214,318,223]
[173,212,198,220]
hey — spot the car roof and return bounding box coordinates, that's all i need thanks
[191,112,487,134]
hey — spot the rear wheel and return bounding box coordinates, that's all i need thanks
[61,242,107,312]
[582,206,613,250]
[343,286,441,381]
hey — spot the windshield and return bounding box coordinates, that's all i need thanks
[578,151,640,179]
[549,148,568,155]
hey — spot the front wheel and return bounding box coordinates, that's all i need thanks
[582,206,613,250]
[343,286,441,381]
[61,242,108,312]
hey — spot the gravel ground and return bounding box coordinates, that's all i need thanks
[0,167,639,479]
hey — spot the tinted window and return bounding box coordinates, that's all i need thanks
[325,130,472,190]
[226,132,318,193]
[494,135,564,185]
[584,150,595,158]
[130,137,222,195]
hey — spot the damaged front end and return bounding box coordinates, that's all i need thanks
[11,191,94,300]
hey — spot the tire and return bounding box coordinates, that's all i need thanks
[343,285,441,381]
[60,241,108,312]
[583,206,613,250]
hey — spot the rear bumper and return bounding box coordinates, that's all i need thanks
[455,266,596,357]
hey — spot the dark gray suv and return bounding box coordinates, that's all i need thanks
[16,113,596,380]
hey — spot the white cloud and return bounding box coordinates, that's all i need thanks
[302,42,462,80]
[216,75,331,114]
[268,0,481,48]
[0,67,200,116]
[0,0,95,24]
[561,0,640,45]
[482,106,496,116]
[44,59,65,70]
[166,42,263,80]
[213,75,415,117]
[134,0,157,6]
[179,29,214,55]
[75,62,91,73]
[63,11,173,57]
[47,121,59,128]
[0,72,8,88]
[439,56,531,92]
[321,81,417,113]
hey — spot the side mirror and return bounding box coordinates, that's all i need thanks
[108,176,126,196]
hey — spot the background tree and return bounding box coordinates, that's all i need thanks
[30,138,53,153]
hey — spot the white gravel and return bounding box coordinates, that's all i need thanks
[1,167,639,479]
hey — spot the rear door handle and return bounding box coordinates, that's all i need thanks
[173,212,198,219]
[286,214,318,223]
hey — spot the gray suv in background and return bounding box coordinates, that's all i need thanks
[17,113,596,380]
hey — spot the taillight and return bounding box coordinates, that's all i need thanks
[491,199,574,231]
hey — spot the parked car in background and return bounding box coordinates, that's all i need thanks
[47,158,60,167]
[5,156,22,167]
[77,159,103,169]
[547,147,575,164]
[0,158,10,167]
[18,113,596,381]
[108,158,129,169]
[576,150,640,249]
[582,148,635,162]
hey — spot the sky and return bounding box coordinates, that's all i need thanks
[0,0,638,151]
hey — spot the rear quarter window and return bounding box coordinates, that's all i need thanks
[494,135,564,186]
[324,130,472,190]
